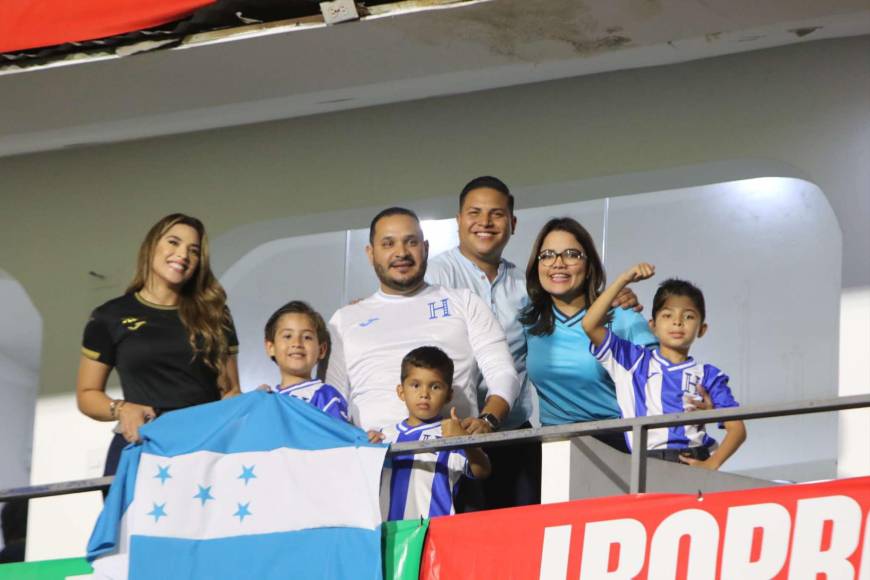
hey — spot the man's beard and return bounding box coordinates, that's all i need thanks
[373,259,427,294]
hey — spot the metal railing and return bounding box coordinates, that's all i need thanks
[2,393,868,502]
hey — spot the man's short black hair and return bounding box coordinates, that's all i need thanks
[400,346,454,386]
[652,278,707,322]
[459,176,514,214]
[369,207,420,244]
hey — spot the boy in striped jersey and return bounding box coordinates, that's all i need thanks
[265,301,349,422]
[369,346,491,520]
[582,266,746,469]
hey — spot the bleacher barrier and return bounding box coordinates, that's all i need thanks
[1,393,868,578]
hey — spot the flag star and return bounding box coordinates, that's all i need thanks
[238,465,257,485]
[234,502,252,522]
[154,465,172,485]
[148,503,168,522]
[193,485,215,506]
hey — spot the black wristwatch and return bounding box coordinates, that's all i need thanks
[478,413,501,431]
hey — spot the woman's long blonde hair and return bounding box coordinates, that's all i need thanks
[126,213,232,386]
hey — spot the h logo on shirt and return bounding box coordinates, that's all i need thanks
[428,299,451,320]
[682,372,701,398]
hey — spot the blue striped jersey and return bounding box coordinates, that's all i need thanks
[590,330,739,451]
[275,379,349,422]
[380,419,472,520]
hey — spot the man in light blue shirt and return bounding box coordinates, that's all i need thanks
[427,177,533,509]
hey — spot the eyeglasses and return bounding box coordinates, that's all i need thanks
[537,249,587,266]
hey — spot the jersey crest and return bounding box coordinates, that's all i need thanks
[122,317,147,331]
[427,298,450,320]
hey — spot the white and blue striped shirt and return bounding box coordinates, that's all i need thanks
[275,379,350,422]
[380,419,472,520]
[591,330,739,451]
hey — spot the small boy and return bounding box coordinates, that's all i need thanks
[581,265,746,469]
[264,301,349,422]
[369,346,491,520]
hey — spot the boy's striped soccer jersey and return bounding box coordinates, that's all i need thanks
[275,379,349,422]
[380,419,472,520]
[590,329,739,451]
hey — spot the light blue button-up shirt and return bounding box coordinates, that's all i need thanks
[426,247,533,428]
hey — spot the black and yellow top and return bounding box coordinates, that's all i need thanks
[81,292,240,412]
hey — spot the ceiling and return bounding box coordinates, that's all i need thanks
[1,0,869,159]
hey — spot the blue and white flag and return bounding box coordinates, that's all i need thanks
[86,391,387,579]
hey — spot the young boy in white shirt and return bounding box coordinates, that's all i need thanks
[369,346,491,519]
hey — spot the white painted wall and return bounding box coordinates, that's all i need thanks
[0,275,41,492]
[838,288,870,478]
[24,389,120,561]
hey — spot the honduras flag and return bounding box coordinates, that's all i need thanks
[86,391,387,579]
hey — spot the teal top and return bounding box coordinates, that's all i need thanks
[526,306,657,425]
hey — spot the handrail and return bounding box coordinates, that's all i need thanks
[2,394,868,501]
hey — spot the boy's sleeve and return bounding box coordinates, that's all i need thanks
[313,385,351,422]
[449,448,474,479]
[703,364,738,429]
[703,365,739,409]
[81,308,116,366]
[589,329,647,375]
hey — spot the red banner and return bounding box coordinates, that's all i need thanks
[421,477,870,579]
[0,0,215,54]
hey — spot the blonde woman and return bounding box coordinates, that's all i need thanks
[76,214,240,476]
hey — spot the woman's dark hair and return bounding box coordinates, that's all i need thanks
[519,217,607,336]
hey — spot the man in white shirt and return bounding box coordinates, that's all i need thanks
[326,207,519,434]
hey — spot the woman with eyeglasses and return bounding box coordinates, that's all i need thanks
[520,217,657,452]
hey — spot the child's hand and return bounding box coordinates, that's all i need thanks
[619,263,655,285]
[441,408,468,438]
[679,455,720,470]
[684,384,712,412]
[367,429,385,444]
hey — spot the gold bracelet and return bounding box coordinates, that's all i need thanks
[109,399,126,420]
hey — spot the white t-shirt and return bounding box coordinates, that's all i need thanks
[326,283,520,430]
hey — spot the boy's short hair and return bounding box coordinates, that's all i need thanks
[264,300,329,345]
[400,346,454,387]
[652,278,707,322]
[459,176,514,215]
